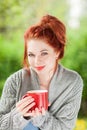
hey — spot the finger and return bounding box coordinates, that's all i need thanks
[16,98,34,111]
[24,111,34,117]
[16,98,35,111]
[41,107,46,115]
[23,110,35,117]
[20,102,36,116]
[16,96,32,107]
[31,110,35,117]
[35,108,41,116]
[48,102,51,107]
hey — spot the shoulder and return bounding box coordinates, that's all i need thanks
[4,69,24,88]
[59,64,83,87]
[6,68,30,80]
[58,64,83,98]
[6,68,31,86]
[1,69,23,98]
[59,64,82,80]
[7,69,23,80]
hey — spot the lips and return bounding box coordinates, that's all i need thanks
[35,66,45,71]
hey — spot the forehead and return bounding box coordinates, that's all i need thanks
[27,39,54,51]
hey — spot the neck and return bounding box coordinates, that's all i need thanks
[38,64,58,89]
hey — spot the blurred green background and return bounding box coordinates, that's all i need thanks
[0,0,87,129]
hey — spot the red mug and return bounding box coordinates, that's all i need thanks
[23,90,48,111]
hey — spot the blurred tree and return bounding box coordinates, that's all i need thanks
[0,0,67,36]
[0,0,21,33]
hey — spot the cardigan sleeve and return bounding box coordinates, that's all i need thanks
[0,71,29,130]
[30,73,83,130]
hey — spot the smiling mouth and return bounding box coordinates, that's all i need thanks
[35,66,45,71]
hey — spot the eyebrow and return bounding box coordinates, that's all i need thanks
[28,49,48,53]
[40,49,48,52]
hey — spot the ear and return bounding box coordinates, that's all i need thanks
[55,52,60,59]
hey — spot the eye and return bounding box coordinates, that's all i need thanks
[41,52,48,56]
[28,53,35,57]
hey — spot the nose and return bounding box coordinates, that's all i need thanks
[35,55,42,65]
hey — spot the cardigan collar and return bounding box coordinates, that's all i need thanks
[30,64,63,103]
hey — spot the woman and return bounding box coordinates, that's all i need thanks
[0,14,83,130]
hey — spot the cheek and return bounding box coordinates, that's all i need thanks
[46,56,57,64]
[28,58,34,66]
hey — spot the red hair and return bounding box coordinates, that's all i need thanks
[24,14,66,68]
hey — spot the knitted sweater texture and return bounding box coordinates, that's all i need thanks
[0,64,83,130]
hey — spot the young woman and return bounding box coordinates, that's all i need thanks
[0,14,83,130]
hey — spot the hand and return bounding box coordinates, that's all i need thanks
[16,96,36,117]
[28,107,46,118]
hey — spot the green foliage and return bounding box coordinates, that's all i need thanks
[0,34,23,80]
[0,80,5,96]
[0,0,21,32]
[0,0,67,35]
[61,26,87,100]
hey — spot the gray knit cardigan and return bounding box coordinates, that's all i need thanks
[0,64,83,130]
